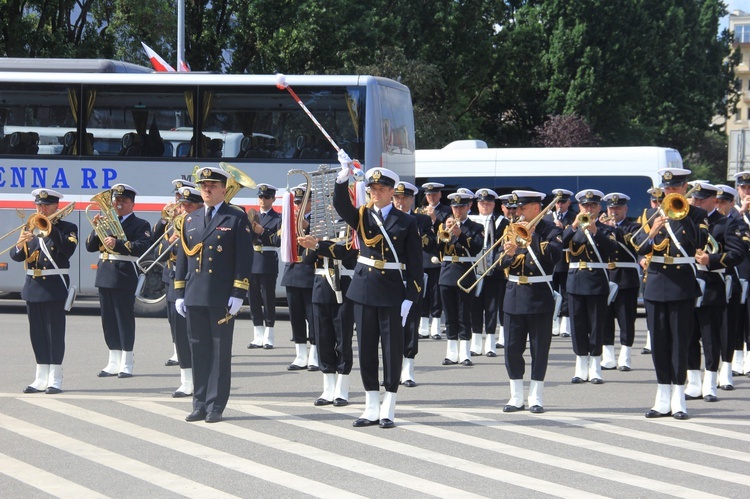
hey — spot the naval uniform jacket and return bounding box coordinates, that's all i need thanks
[415,211,438,271]
[633,205,708,302]
[333,182,423,306]
[173,203,253,306]
[695,210,745,307]
[10,219,78,302]
[562,221,618,295]
[500,218,562,315]
[607,219,642,290]
[303,240,358,305]
[252,209,282,275]
[85,214,152,290]
[546,210,577,274]
[730,209,750,289]
[479,213,510,283]
[437,217,484,287]
[280,214,315,288]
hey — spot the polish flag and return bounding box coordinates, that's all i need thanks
[141,42,175,72]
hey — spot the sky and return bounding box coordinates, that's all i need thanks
[724,1,750,30]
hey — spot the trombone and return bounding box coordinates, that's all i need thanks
[0,203,76,257]
[630,186,695,245]
[457,193,561,293]
[136,203,183,274]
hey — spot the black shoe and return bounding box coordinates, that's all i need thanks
[486,351,498,357]
[719,384,734,391]
[442,358,457,365]
[379,418,395,429]
[23,386,43,394]
[352,418,379,427]
[418,334,429,339]
[645,409,671,418]
[470,351,482,356]
[461,359,473,366]
[205,411,223,423]
[431,334,442,340]
[314,398,333,406]
[703,394,718,402]
[496,343,505,349]
[172,390,191,398]
[732,370,742,376]
[641,348,651,354]
[45,387,62,395]
[247,343,262,349]
[403,379,417,387]
[618,366,631,372]
[287,364,307,371]
[263,344,274,350]
[308,365,320,372]
[117,372,132,378]
[380,380,385,386]
[185,409,207,422]
[560,332,571,338]
[571,377,586,384]
[165,359,179,366]
[529,405,545,414]
[503,404,524,413]
[601,366,616,371]
[673,411,690,420]
[685,393,702,400]
[97,371,117,377]
[590,378,604,385]
[333,398,348,407]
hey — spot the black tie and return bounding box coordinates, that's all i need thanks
[118,215,123,222]
[205,206,214,227]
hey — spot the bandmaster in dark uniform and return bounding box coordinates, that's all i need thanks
[419,182,451,340]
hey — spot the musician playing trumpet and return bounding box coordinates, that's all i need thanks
[497,190,562,413]
[11,189,78,394]
[86,183,151,379]
[730,171,750,376]
[419,182,451,339]
[437,192,483,366]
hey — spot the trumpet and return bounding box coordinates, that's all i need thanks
[437,216,458,243]
[0,202,76,257]
[457,193,561,293]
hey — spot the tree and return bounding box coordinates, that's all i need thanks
[533,114,599,147]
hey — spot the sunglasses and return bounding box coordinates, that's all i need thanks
[258,194,274,200]
[293,199,303,205]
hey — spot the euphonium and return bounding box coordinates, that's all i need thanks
[86,189,127,251]
[220,162,257,202]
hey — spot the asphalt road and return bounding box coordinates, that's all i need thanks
[0,300,749,498]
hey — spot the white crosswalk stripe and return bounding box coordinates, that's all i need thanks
[1,393,748,498]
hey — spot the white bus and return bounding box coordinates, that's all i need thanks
[415,140,681,214]
[0,58,416,315]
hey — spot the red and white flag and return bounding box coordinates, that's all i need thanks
[141,42,175,72]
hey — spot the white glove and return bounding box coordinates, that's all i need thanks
[175,298,187,318]
[400,299,413,327]
[337,149,353,184]
[227,296,243,316]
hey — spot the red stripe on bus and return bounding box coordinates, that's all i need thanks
[0,200,260,212]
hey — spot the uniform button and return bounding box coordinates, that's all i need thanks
[209,257,213,261]
[217,236,221,240]
[209,246,213,249]
[209,269,213,273]
[381,271,385,275]
[676,265,681,269]
[662,265,667,269]
[368,268,372,272]
[393,236,397,240]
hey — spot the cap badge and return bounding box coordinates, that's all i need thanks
[480,189,488,197]
[744,173,750,181]
[396,183,405,193]
[259,184,267,192]
[182,188,191,198]
[201,168,212,178]
[612,194,619,203]
[452,195,460,203]
[717,189,724,196]
[39,190,48,199]
[175,181,184,188]
[114,185,125,194]
[509,193,518,203]
[294,188,303,197]
[585,191,594,199]
[663,171,673,180]
[653,187,663,197]
[372,170,382,181]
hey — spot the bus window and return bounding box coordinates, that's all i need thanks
[0,83,76,156]
[85,84,191,158]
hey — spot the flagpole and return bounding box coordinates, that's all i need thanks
[177,0,186,71]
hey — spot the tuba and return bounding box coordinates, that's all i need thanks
[86,189,127,252]
[220,162,257,202]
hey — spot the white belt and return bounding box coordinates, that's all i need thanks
[608,262,641,269]
[26,269,68,277]
[508,275,553,284]
[357,256,405,271]
[696,265,725,274]
[442,256,476,263]
[315,268,354,278]
[650,256,694,265]
[99,254,139,262]
[254,245,277,252]
[572,261,609,270]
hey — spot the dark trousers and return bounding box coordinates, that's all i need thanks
[471,279,502,335]
[404,295,421,359]
[313,301,354,374]
[98,287,136,351]
[420,267,442,318]
[603,287,638,347]
[27,300,66,364]
[353,303,403,392]
[286,286,314,344]
[724,292,742,362]
[249,273,277,327]
[440,285,473,341]
[568,293,608,356]
[167,300,191,369]
[689,305,724,372]
[503,312,553,380]
[186,306,234,414]
[644,299,693,385]
[553,271,569,317]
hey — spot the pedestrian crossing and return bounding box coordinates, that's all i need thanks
[1,392,749,498]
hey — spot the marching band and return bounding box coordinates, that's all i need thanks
[14,160,750,426]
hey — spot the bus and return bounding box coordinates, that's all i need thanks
[0,59,416,316]
[415,140,681,215]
